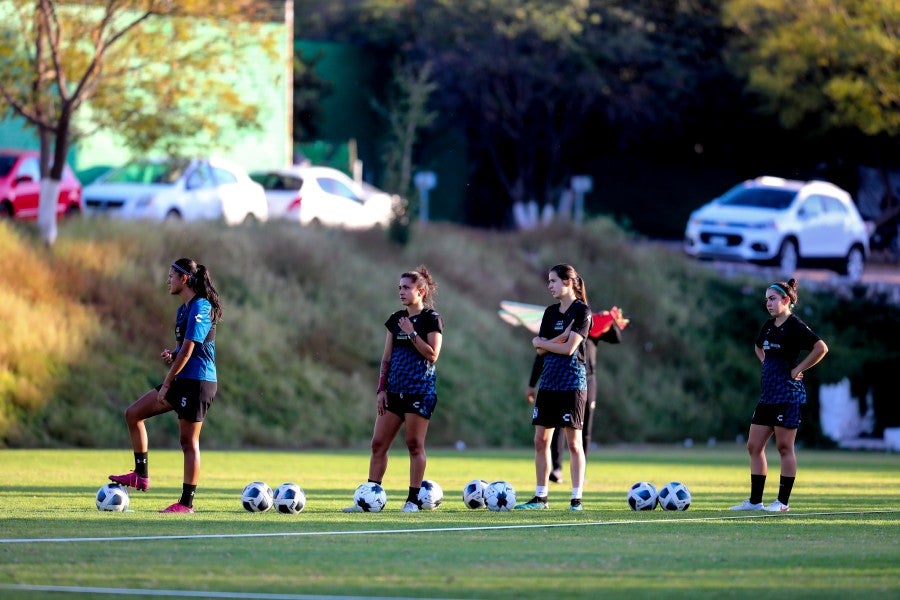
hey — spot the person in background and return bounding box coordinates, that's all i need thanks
[343,266,443,513]
[517,264,591,511]
[730,278,828,513]
[109,258,222,514]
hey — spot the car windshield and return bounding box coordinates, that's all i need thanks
[719,186,797,210]
[103,160,190,184]
[0,155,17,178]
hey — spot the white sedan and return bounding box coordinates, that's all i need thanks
[251,165,395,229]
[83,157,268,225]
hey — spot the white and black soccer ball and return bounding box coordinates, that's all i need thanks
[241,481,274,513]
[627,481,659,511]
[658,481,691,511]
[484,480,516,512]
[462,479,488,509]
[352,482,387,513]
[96,483,130,512]
[417,479,443,510]
[273,482,306,514]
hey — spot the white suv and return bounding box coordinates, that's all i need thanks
[684,176,869,280]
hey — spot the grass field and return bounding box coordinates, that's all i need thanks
[1,445,898,599]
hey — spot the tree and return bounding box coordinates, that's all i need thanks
[724,0,900,216]
[0,0,281,244]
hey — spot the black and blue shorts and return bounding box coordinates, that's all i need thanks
[158,379,217,422]
[385,391,437,420]
[532,389,585,429]
[751,402,801,429]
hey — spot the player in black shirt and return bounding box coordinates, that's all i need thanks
[730,278,828,513]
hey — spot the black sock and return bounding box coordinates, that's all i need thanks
[778,475,795,505]
[407,486,421,504]
[134,452,149,478]
[750,474,766,504]
[367,479,382,485]
[180,484,197,508]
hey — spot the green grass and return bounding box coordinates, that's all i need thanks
[1,446,898,599]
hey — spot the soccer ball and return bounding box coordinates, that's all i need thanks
[627,481,658,511]
[352,482,387,513]
[484,480,516,512]
[96,483,130,512]
[462,479,488,509]
[241,481,274,512]
[273,482,306,514]
[658,481,691,511]
[417,479,443,510]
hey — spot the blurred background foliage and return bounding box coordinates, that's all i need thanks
[1,218,897,450]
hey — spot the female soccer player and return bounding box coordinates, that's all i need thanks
[516,264,591,511]
[730,278,828,512]
[343,266,443,513]
[109,258,222,513]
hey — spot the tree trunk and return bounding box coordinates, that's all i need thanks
[37,178,60,245]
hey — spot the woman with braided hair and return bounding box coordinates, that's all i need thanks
[109,258,222,513]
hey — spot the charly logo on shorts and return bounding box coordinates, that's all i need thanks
[563,413,572,423]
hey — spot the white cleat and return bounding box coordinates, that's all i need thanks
[729,499,764,511]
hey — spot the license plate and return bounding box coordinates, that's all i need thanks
[709,235,727,246]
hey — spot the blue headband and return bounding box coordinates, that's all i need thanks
[768,284,789,297]
[172,263,192,278]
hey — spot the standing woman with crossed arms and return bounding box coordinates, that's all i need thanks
[109,258,222,513]
[516,263,592,511]
[344,266,443,513]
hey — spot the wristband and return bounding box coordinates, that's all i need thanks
[408,330,418,340]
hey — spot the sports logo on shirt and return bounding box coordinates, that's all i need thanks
[195,313,203,323]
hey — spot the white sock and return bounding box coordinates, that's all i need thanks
[571,487,582,500]
[536,485,548,498]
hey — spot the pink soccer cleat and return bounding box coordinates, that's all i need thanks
[109,471,150,491]
[160,502,194,513]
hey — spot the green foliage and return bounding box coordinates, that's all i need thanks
[0,447,899,598]
[724,0,900,137]
[1,217,897,449]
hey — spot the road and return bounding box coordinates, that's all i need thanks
[650,240,900,304]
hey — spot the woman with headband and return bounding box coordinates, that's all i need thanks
[109,258,222,513]
[730,278,827,513]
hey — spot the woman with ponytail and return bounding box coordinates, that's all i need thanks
[109,258,222,513]
[516,264,592,511]
[730,278,827,513]
[343,265,443,513]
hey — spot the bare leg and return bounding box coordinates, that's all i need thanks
[747,424,774,475]
[124,389,173,452]
[534,426,553,487]
[368,411,403,483]
[564,427,586,489]
[404,414,430,486]
[179,419,203,485]
[773,426,797,477]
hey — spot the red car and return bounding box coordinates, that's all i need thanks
[0,149,83,220]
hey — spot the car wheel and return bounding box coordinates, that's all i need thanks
[840,246,865,282]
[0,202,13,219]
[63,204,81,219]
[165,209,182,221]
[776,239,798,275]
